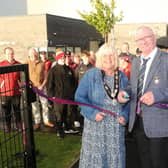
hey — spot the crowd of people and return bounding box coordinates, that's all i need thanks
[0,25,168,168]
[0,46,95,137]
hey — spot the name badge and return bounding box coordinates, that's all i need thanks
[154,76,160,84]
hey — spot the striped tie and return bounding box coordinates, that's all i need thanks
[136,58,149,114]
[137,58,149,100]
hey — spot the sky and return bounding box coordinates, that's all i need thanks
[0,0,167,24]
[46,0,168,23]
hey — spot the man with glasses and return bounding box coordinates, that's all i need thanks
[118,26,168,168]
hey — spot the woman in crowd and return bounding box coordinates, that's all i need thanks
[75,43,129,168]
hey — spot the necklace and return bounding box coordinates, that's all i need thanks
[101,68,119,106]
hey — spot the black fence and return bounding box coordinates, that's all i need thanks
[0,64,36,168]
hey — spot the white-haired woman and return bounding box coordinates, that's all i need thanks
[75,43,129,168]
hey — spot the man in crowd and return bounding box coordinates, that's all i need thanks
[0,47,22,132]
[26,48,54,130]
[156,36,168,53]
[120,42,136,61]
[47,50,78,138]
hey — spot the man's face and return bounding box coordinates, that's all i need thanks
[57,57,65,65]
[135,28,156,56]
[29,49,38,61]
[5,48,14,63]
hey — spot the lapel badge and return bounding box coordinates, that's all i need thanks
[154,76,160,84]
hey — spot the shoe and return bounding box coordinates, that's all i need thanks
[56,122,64,138]
[33,124,40,130]
[44,122,54,127]
[64,129,79,134]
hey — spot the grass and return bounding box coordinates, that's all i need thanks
[35,132,81,168]
[0,131,81,168]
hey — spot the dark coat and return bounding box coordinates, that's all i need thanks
[46,64,77,99]
[75,63,93,82]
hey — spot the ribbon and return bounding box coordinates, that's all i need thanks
[154,102,168,109]
[32,86,117,117]
[137,100,168,113]
[29,85,168,117]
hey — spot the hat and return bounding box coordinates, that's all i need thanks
[156,36,168,49]
[55,49,65,61]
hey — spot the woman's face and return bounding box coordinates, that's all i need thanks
[102,53,115,71]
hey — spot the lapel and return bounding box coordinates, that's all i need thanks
[133,57,141,89]
[144,49,161,91]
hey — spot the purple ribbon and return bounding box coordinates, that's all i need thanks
[29,85,168,117]
[32,86,117,117]
[154,102,168,109]
[137,100,168,112]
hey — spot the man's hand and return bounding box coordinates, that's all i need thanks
[140,91,154,106]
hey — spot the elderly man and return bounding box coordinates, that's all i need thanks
[26,48,54,130]
[118,26,168,168]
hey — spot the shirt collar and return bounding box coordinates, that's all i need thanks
[140,47,158,62]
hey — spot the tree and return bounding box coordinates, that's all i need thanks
[78,0,123,43]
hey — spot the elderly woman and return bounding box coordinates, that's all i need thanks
[75,43,129,168]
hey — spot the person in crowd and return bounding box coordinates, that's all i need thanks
[75,50,93,83]
[46,50,78,138]
[118,26,168,168]
[26,48,54,130]
[39,51,52,72]
[51,48,62,68]
[116,48,122,56]
[0,47,22,132]
[120,42,135,61]
[73,54,81,66]
[89,50,96,65]
[118,54,131,80]
[156,36,168,53]
[75,43,129,168]
[135,48,142,57]
[67,51,80,70]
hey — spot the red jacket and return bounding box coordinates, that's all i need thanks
[0,60,21,96]
[122,62,131,80]
[44,60,52,72]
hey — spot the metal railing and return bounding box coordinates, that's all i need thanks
[0,64,36,168]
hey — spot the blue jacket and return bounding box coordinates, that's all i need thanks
[75,67,129,122]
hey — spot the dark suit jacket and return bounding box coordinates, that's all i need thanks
[128,49,168,138]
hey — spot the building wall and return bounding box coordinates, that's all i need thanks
[113,23,167,54]
[0,15,47,62]
[0,14,167,61]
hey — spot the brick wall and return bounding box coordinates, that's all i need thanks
[0,14,47,62]
[0,14,167,61]
[112,23,167,54]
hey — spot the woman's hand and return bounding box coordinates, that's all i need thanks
[117,116,126,126]
[117,91,130,103]
[95,112,106,122]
